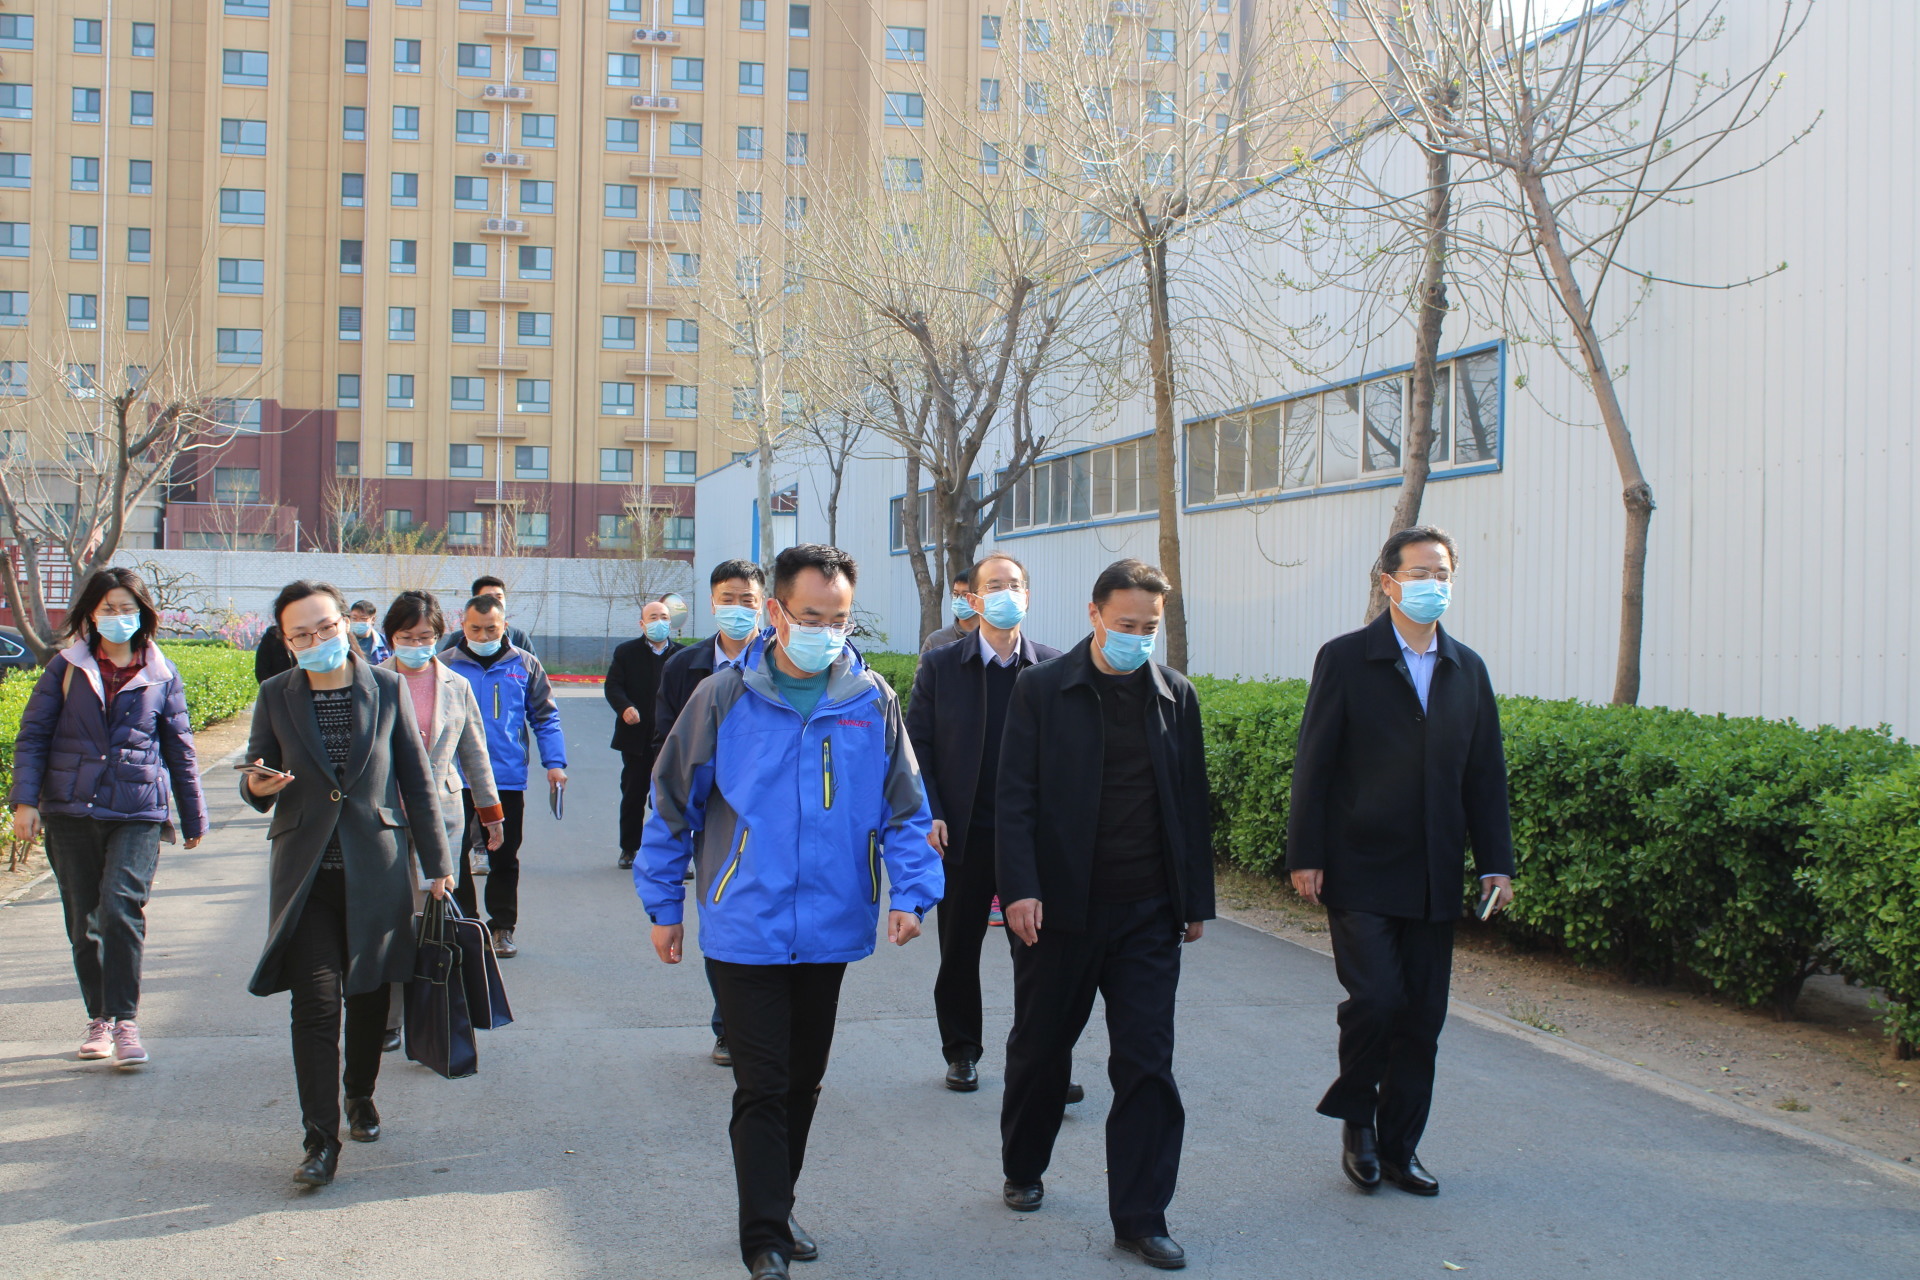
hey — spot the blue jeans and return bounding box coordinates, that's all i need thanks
[42,816,162,1022]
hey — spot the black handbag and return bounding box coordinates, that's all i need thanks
[443,897,514,1031]
[403,897,479,1079]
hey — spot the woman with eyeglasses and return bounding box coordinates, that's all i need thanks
[9,567,209,1070]
[240,579,453,1188]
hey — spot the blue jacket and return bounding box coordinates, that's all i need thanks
[350,629,392,665]
[638,635,943,965]
[439,641,566,791]
[9,641,209,838]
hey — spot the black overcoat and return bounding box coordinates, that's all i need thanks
[605,637,676,753]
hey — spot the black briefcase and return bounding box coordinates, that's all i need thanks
[403,897,479,1079]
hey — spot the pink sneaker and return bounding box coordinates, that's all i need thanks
[112,1021,149,1069]
[78,1018,115,1060]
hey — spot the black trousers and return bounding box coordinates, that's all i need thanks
[618,747,655,855]
[706,958,848,1265]
[1002,895,1185,1239]
[1317,909,1455,1163]
[42,816,162,1022]
[452,789,526,932]
[933,826,1009,1065]
[285,868,388,1150]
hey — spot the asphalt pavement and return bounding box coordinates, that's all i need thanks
[2,687,1917,1279]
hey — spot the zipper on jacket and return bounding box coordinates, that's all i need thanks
[866,830,879,904]
[493,683,500,719]
[713,826,749,904]
[821,737,834,810]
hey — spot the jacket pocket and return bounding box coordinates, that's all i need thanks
[376,806,406,827]
[821,737,835,810]
[866,830,880,905]
[713,824,749,904]
[267,807,303,838]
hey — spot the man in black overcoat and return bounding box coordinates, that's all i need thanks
[606,599,676,869]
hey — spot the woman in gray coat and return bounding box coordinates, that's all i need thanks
[241,580,453,1189]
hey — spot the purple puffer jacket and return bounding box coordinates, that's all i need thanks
[9,640,209,838]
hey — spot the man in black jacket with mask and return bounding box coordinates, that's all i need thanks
[605,599,676,870]
[996,558,1213,1272]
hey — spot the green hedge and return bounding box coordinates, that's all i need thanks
[863,651,920,707]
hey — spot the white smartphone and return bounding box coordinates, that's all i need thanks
[235,762,292,780]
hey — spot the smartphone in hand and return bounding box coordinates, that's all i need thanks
[235,762,292,780]
[1478,888,1502,922]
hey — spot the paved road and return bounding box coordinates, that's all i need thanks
[3,687,1917,1279]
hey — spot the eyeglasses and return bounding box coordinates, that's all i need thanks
[284,616,346,651]
[1392,569,1454,583]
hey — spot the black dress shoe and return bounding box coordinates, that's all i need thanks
[492,929,518,958]
[787,1214,817,1262]
[1381,1152,1440,1196]
[1116,1236,1187,1270]
[294,1142,339,1187]
[712,1036,733,1067]
[346,1096,381,1143]
[1065,1082,1085,1105]
[381,1029,402,1054]
[746,1250,790,1279]
[945,1059,979,1091]
[1341,1123,1381,1191]
[618,852,635,870]
[1003,1179,1044,1212]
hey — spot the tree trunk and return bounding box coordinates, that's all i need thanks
[755,433,777,578]
[1142,237,1190,672]
[1367,140,1453,623]
[900,450,939,645]
[1517,172,1654,705]
[824,453,845,548]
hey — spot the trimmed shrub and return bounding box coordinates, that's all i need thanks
[1191,676,1308,877]
[862,650,919,707]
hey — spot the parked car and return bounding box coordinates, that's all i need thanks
[0,628,36,674]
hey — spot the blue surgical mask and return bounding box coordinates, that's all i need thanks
[95,614,141,644]
[297,631,350,673]
[467,637,503,657]
[950,594,976,621]
[714,604,760,641]
[781,624,847,675]
[1098,624,1156,674]
[1395,579,1451,625]
[350,620,373,637]
[979,589,1027,630]
[645,620,672,643]
[395,643,437,669]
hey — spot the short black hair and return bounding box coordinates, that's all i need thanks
[772,544,857,601]
[1091,558,1171,606]
[464,594,504,616]
[969,553,1029,592]
[1375,525,1458,579]
[710,558,766,590]
[272,579,348,629]
[472,574,507,596]
[349,599,378,616]
[383,589,445,642]
[64,567,159,648]
[950,572,970,589]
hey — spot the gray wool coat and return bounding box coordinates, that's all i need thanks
[243,658,455,999]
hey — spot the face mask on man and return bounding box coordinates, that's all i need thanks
[95,614,141,645]
[395,643,437,669]
[645,619,672,643]
[350,620,373,637]
[1394,579,1451,625]
[781,622,847,675]
[1097,622,1156,673]
[714,605,760,641]
[979,588,1028,630]
[298,630,351,673]
[949,594,976,621]
[467,637,503,658]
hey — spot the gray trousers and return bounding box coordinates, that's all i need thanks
[42,816,162,1022]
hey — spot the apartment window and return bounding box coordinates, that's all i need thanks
[519,180,555,214]
[0,223,26,257]
[786,131,808,165]
[0,364,27,398]
[457,44,492,77]
[516,379,551,412]
[223,49,270,86]
[732,387,757,420]
[1085,22,1113,56]
[884,93,924,127]
[663,517,694,551]
[448,511,484,546]
[394,107,421,141]
[69,295,99,329]
[452,243,488,277]
[1147,28,1175,60]
[218,329,264,365]
[344,106,366,140]
[117,160,153,199]
[1147,91,1176,124]
[668,252,700,285]
[740,0,765,30]
[74,18,103,53]
[0,291,25,324]
[601,382,635,416]
[386,441,415,475]
[779,198,806,232]
[880,157,924,192]
[664,450,698,480]
[1080,212,1111,243]
[737,126,764,160]
[788,68,808,100]
[608,53,643,87]
[129,91,154,126]
[604,250,637,284]
[607,117,639,152]
[670,122,704,155]
[980,142,1000,175]
[664,318,699,353]
[1024,83,1048,114]
[220,188,266,225]
[0,153,25,188]
[524,47,557,81]
[517,311,552,346]
[789,3,809,35]
[515,513,549,548]
[69,225,99,261]
[981,14,1001,47]
[120,228,151,266]
[1025,18,1051,50]
[885,26,925,61]
[339,306,362,340]
[344,38,367,73]
[338,375,361,409]
[669,188,702,221]
[391,171,419,207]
[1215,30,1232,55]
[600,448,634,483]
[0,84,31,119]
[334,441,361,476]
[598,315,634,350]
[451,309,487,343]
[522,114,556,148]
[739,61,764,95]
[123,297,146,332]
[674,0,706,23]
[979,79,1002,112]
[227,0,270,16]
[516,446,550,478]
[518,245,552,280]
[71,157,100,191]
[595,514,634,548]
[672,57,705,91]
[444,175,485,212]
[386,378,415,411]
[605,183,638,217]
[384,510,415,533]
[220,258,265,293]
[211,468,263,504]
[610,0,642,12]
[388,307,416,341]
[664,385,697,418]
[222,119,266,154]
[456,110,490,145]
[450,442,485,475]
[736,191,762,224]
[0,16,33,49]
[394,39,421,73]
[390,239,417,273]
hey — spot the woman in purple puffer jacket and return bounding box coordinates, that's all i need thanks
[9,568,209,1069]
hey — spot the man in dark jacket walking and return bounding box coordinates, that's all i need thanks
[606,599,676,870]
[1286,526,1514,1198]
[996,558,1214,1272]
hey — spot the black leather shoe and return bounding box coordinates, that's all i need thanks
[346,1096,381,1143]
[945,1059,979,1091]
[712,1036,732,1067]
[492,929,518,959]
[294,1142,339,1187]
[1341,1123,1380,1191]
[746,1250,790,1279]
[787,1214,817,1262]
[1003,1179,1044,1212]
[381,1029,402,1053]
[1381,1152,1440,1196]
[1065,1082,1086,1105]
[1116,1236,1187,1270]
[618,852,635,870]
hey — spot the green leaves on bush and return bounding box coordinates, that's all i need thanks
[862,651,920,708]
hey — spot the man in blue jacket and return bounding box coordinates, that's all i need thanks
[639,543,942,1280]
[444,594,567,959]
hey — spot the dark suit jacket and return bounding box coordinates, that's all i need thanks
[652,634,732,756]
[242,657,454,998]
[255,627,295,683]
[995,637,1216,932]
[1285,612,1514,921]
[905,631,1061,864]
[605,637,677,753]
